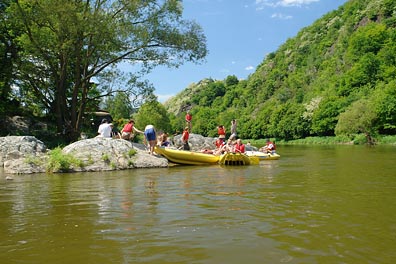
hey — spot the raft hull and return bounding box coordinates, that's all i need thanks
[245,151,280,160]
[155,147,220,165]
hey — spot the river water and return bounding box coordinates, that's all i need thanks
[1,145,395,264]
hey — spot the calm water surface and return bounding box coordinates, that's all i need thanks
[1,145,395,264]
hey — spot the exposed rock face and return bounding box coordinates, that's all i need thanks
[62,138,168,171]
[1,136,168,174]
[1,134,222,174]
[172,133,217,151]
[0,136,47,167]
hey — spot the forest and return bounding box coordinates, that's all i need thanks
[1,0,396,146]
[164,0,396,144]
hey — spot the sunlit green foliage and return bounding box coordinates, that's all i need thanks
[163,0,396,144]
[47,147,83,173]
[134,100,172,134]
[2,0,207,142]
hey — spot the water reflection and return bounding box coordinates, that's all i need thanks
[1,145,396,263]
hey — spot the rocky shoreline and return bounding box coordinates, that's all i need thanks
[0,134,218,174]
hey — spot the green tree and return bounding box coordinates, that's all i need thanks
[134,100,172,134]
[335,99,377,142]
[311,97,348,136]
[373,81,396,134]
[191,106,217,137]
[8,0,207,141]
[104,92,136,121]
[224,75,239,87]
[0,0,21,116]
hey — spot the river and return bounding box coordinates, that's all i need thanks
[1,145,395,263]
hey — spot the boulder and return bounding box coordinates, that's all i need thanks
[1,136,168,174]
[173,133,217,151]
[62,137,168,171]
[0,136,48,167]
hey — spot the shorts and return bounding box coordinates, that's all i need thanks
[144,127,156,141]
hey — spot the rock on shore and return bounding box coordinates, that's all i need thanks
[1,134,220,174]
[1,136,168,174]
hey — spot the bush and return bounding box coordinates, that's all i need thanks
[46,147,83,172]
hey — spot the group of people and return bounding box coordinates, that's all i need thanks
[97,111,276,156]
[97,118,157,155]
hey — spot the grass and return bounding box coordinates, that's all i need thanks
[128,149,137,157]
[102,153,110,163]
[46,147,84,173]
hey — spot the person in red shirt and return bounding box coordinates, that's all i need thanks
[181,127,190,150]
[217,125,226,143]
[214,138,224,149]
[260,138,276,154]
[185,111,192,132]
[121,119,143,140]
[234,139,245,153]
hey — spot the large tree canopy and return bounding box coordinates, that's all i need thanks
[7,0,207,141]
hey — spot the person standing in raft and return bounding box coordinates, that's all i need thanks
[217,125,226,143]
[229,119,237,140]
[185,111,192,132]
[144,124,157,155]
[181,127,190,150]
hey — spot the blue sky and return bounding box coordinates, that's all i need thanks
[145,0,348,102]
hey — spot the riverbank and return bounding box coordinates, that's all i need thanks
[247,134,396,147]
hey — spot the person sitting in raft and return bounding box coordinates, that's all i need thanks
[234,138,245,153]
[158,132,171,147]
[121,119,144,140]
[215,138,225,150]
[201,138,225,155]
[201,149,214,154]
[217,125,226,143]
[260,138,276,154]
[214,139,235,155]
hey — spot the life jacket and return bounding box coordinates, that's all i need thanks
[218,126,225,136]
[185,113,192,122]
[215,139,224,149]
[235,143,245,153]
[267,141,275,150]
[182,130,189,141]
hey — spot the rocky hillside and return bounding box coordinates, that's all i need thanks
[163,0,396,141]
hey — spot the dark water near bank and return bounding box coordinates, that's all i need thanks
[1,145,395,264]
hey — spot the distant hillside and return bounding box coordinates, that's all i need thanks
[164,0,396,141]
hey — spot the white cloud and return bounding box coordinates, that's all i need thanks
[245,66,255,71]
[256,0,319,9]
[278,0,319,7]
[271,13,293,19]
[156,93,174,103]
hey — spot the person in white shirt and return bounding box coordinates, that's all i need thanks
[97,118,112,138]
